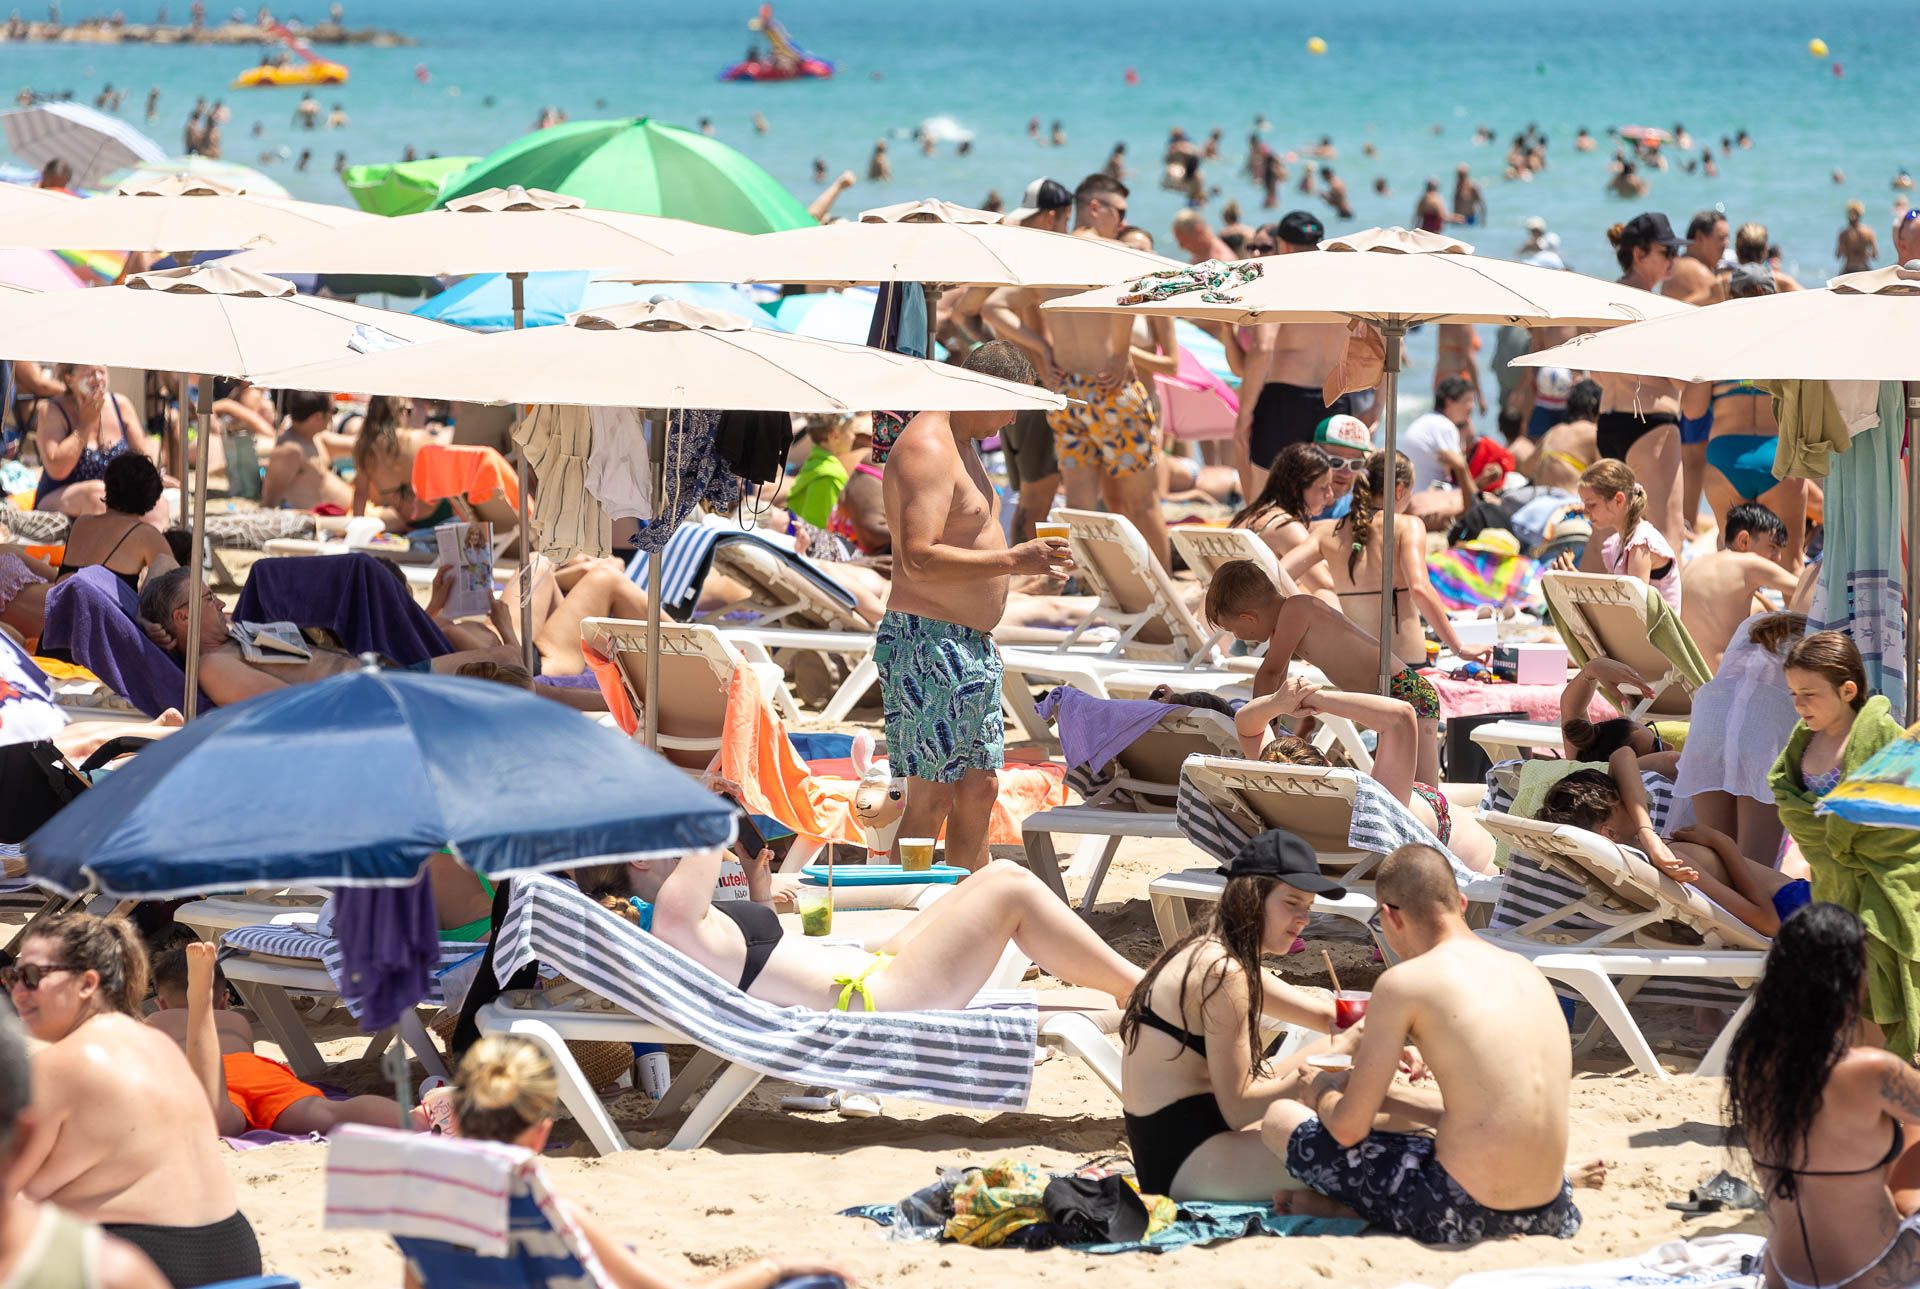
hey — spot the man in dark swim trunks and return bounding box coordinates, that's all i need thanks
[1263,845,1588,1244]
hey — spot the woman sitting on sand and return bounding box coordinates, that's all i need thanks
[436,1035,851,1289]
[31,363,162,517]
[1119,831,1347,1200]
[1234,677,1498,875]
[9,915,263,1288]
[1230,443,1336,603]
[1727,902,1920,1289]
[579,849,1141,1013]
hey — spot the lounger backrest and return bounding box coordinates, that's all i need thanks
[1181,755,1365,862]
[1169,526,1280,590]
[1476,812,1771,952]
[708,539,866,633]
[581,616,737,770]
[1540,571,1696,718]
[1054,508,1211,661]
[1111,709,1240,790]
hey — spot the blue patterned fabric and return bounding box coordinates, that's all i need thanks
[873,610,1005,782]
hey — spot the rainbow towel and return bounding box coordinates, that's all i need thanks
[1427,549,1542,611]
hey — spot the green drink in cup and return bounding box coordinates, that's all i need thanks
[798,887,834,937]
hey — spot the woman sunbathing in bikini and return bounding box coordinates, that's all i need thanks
[579,849,1141,1013]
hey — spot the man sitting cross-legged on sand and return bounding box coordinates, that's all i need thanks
[1262,844,1600,1244]
[147,943,421,1137]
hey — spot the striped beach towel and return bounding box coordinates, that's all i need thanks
[624,525,857,623]
[494,875,1038,1112]
[326,1125,607,1287]
[221,923,482,1018]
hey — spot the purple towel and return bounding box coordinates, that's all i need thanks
[234,553,453,667]
[39,566,209,717]
[330,879,440,1033]
[1036,687,1184,774]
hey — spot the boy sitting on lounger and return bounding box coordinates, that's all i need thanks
[147,943,422,1136]
[1263,844,1595,1244]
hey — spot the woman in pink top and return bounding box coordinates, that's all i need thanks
[1577,458,1681,611]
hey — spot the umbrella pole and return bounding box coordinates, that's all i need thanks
[509,272,536,677]
[182,374,213,719]
[922,283,935,358]
[1374,323,1405,696]
[643,409,669,751]
[1908,383,1920,721]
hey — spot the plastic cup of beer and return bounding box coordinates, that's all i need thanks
[898,837,936,872]
[1333,990,1370,1031]
[798,888,834,937]
[1035,521,1071,542]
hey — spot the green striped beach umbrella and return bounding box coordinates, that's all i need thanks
[436,117,812,235]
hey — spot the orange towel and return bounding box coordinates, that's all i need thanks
[411,443,520,509]
[719,667,1068,846]
[581,642,638,737]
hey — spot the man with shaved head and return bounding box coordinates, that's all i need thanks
[1261,844,1589,1244]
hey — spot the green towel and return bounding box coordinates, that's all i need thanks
[1492,758,1611,869]
[1546,580,1710,718]
[1770,694,1920,1055]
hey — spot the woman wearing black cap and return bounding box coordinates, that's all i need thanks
[1593,212,1687,555]
[1118,830,1348,1200]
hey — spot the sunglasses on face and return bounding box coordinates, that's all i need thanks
[1,963,79,991]
[1327,457,1362,473]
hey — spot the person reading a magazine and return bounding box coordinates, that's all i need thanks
[135,567,520,707]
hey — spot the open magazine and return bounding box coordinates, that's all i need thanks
[434,520,495,619]
[230,620,312,664]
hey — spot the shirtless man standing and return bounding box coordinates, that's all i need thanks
[1665,211,1729,535]
[1263,845,1585,1245]
[879,341,1070,870]
[1233,210,1360,499]
[260,388,352,511]
[1679,502,1802,668]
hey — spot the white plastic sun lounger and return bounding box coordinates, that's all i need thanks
[1475,810,1768,1080]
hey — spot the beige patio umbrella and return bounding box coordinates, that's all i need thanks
[1044,226,1694,691]
[0,263,466,717]
[1517,262,1920,712]
[252,297,1068,748]
[224,184,750,670]
[616,197,1179,290]
[0,173,372,253]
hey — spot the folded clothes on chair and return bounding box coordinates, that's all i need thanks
[1037,687,1183,774]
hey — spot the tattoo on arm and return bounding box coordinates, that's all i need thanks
[1880,1064,1920,1121]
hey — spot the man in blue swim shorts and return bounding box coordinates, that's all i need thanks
[878,340,1071,869]
[1261,845,1592,1243]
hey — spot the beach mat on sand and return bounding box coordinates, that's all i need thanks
[841,1201,1362,1254]
[1382,1232,1764,1288]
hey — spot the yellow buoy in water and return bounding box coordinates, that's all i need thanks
[1809,37,1829,57]
[1307,36,1327,55]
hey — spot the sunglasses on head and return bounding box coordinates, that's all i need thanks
[0,962,80,991]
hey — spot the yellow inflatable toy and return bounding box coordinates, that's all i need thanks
[1306,35,1327,54]
[1808,37,1829,58]
[232,60,349,89]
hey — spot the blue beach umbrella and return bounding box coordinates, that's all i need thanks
[415,271,782,332]
[25,666,736,898]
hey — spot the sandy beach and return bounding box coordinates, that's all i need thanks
[219,830,1759,1289]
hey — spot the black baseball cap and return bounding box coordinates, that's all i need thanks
[1217,828,1347,896]
[1277,210,1325,247]
[1621,211,1682,251]
[1005,177,1073,225]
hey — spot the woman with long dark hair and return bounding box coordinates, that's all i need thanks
[1727,902,1920,1289]
[1230,442,1336,602]
[1119,831,1346,1200]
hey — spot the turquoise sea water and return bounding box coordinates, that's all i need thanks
[7,0,1908,279]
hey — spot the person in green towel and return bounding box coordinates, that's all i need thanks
[1769,630,1916,1054]
[786,414,860,529]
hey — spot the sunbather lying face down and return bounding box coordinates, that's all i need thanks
[423,1035,850,1289]
[580,851,1142,1013]
[9,916,265,1286]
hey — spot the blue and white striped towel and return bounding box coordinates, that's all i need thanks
[494,875,1039,1112]
[624,526,857,623]
[221,924,483,1018]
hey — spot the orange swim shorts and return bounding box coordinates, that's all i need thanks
[224,1051,322,1131]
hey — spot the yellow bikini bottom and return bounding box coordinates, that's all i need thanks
[832,953,895,1012]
